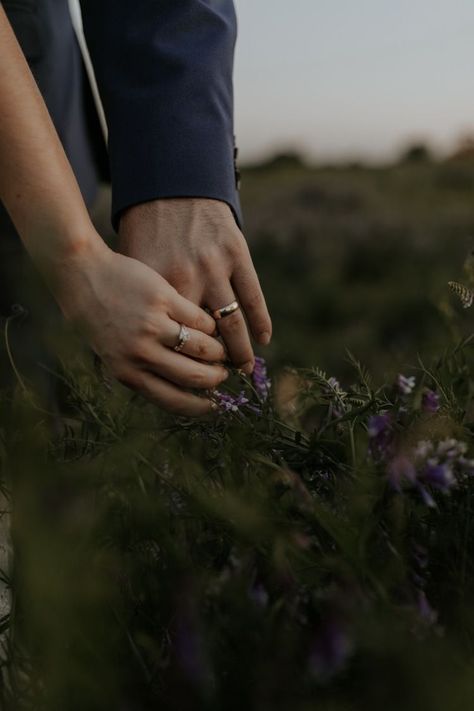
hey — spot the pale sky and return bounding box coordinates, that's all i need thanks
[234,0,474,162]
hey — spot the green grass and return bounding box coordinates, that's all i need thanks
[243,159,474,379]
[1,158,474,709]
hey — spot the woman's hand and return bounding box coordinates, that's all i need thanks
[50,236,228,416]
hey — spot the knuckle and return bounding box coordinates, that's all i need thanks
[146,289,167,311]
[126,341,148,362]
[225,230,246,259]
[138,318,159,339]
[196,341,208,359]
[220,311,243,333]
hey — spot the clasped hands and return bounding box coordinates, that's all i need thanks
[56,198,272,417]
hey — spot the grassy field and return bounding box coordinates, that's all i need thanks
[242,155,474,379]
[1,155,474,709]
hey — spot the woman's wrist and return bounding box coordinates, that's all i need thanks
[34,224,111,316]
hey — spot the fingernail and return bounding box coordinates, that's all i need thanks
[259,331,271,346]
[241,360,254,375]
[222,369,230,380]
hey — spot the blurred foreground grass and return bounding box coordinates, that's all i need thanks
[0,156,474,709]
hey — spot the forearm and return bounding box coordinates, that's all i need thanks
[0,7,100,283]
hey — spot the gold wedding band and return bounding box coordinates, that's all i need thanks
[212,300,240,320]
[174,324,190,352]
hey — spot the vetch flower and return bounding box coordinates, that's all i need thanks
[397,374,416,396]
[417,590,438,626]
[422,389,440,413]
[436,438,467,460]
[308,615,353,680]
[368,412,393,459]
[213,390,250,413]
[420,459,455,492]
[368,413,392,438]
[417,484,436,508]
[252,356,271,402]
[413,440,434,461]
[248,582,269,608]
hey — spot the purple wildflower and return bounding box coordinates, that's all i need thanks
[436,438,467,460]
[214,390,249,413]
[416,484,436,508]
[327,376,341,390]
[413,440,433,461]
[420,460,455,492]
[417,590,438,626]
[388,435,471,506]
[422,389,440,413]
[397,374,416,396]
[368,412,393,459]
[368,413,392,438]
[174,606,211,686]
[248,582,269,608]
[308,616,353,679]
[252,356,271,401]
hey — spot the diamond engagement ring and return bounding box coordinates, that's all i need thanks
[174,324,190,352]
[212,300,240,320]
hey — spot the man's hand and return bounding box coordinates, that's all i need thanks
[118,198,272,374]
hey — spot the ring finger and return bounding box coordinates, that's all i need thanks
[165,321,227,363]
[206,286,254,374]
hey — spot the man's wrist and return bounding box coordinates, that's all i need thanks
[120,197,234,236]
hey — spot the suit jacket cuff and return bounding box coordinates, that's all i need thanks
[108,107,242,230]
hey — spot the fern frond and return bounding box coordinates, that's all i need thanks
[448,281,474,309]
[345,349,372,392]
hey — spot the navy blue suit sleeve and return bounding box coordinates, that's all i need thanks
[79,0,242,229]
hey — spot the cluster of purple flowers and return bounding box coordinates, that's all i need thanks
[213,390,250,413]
[397,374,416,396]
[368,412,394,459]
[213,356,271,414]
[368,371,471,505]
[422,389,440,413]
[368,371,453,500]
[386,438,474,507]
[252,356,271,402]
[396,373,441,415]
